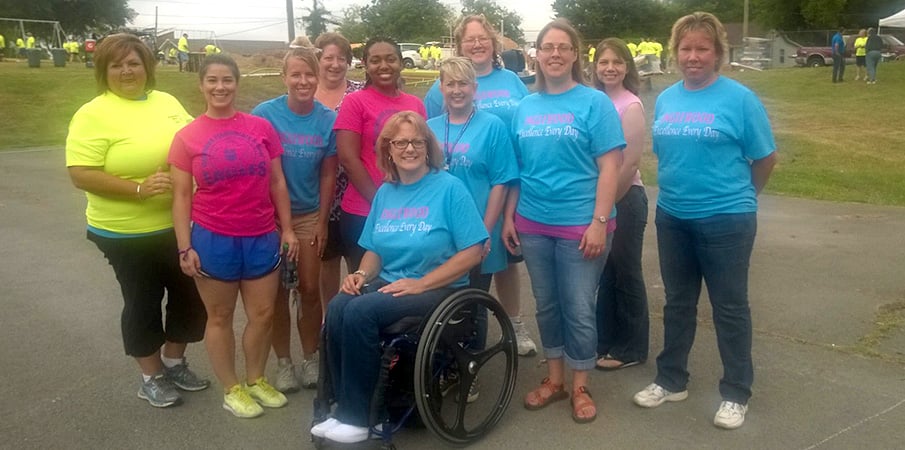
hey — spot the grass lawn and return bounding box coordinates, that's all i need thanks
[1,59,904,206]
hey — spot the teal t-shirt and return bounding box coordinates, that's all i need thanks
[424,68,529,125]
[427,110,518,274]
[511,84,625,226]
[252,96,337,214]
[360,171,488,287]
[652,76,776,219]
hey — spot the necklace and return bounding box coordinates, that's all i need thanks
[444,108,476,168]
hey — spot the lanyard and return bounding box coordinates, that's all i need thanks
[444,108,475,168]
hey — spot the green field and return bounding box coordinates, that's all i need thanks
[2,60,904,206]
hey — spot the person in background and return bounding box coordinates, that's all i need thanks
[16,35,25,60]
[587,43,596,69]
[627,40,638,57]
[506,19,625,424]
[177,33,189,72]
[66,37,81,62]
[423,14,537,358]
[66,33,209,409]
[310,111,487,444]
[26,32,35,49]
[431,42,443,66]
[170,54,298,419]
[204,43,221,56]
[591,38,650,372]
[527,43,537,71]
[333,37,426,274]
[0,33,5,62]
[865,27,883,85]
[831,28,845,83]
[312,32,364,307]
[632,12,776,431]
[853,29,867,81]
[252,47,338,393]
[419,43,430,68]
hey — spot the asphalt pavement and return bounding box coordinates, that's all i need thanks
[1,148,904,450]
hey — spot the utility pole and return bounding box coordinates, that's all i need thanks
[286,0,295,43]
[743,0,749,38]
[154,6,159,49]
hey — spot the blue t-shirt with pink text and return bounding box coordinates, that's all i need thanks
[652,76,776,219]
[511,84,625,226]
[424,68,529,125]
[252,96,337,214]
[427,110,518,274]
[359,170,488,287]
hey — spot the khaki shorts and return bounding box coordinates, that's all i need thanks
[289,211,319,241]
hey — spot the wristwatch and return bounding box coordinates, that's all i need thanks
[597,215,608,225]
[353,270,368,279]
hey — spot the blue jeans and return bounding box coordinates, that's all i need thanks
[832,53,845,82]
[597,186,649,363]
[866,50,881,82]
[520,232,611,370]
[653,208,756,404]
[325,279,455,426]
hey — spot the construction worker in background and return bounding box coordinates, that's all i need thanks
[627,40,638,57]
[430,42,442,68]
[177,33,189,72]
[26,32,35,49]
[419,43,429,68]
[66,37,80,62]
[587,43,596,70]
[0,33,5,62]
[16,36,25,60]
[204,43,221,56]
[650,37,664,69]
[168,47,178,64]
[638,37,655,56]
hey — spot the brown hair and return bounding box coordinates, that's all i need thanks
[199,53,240,82]
[534,19,585,92]
[376,111,444,184]
[93,33,156,94]
[454,14,502,69]
[592,38,641,95]
[314,32,353,64]
[282,47,320,78]
[669,11,729,73]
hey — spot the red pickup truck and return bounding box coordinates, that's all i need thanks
[795,34,905,67]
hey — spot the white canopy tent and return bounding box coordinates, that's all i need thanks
[879,7,905,32]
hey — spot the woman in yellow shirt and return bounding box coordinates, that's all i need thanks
[853,29,867,81]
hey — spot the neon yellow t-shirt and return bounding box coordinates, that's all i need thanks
[854,37,867,56]
[26,36,35,48]
[588,46,596,62]
[16,38,25,49]
[628,42,638,57]
[0,35,5,49]
[66,91,193,234]
[178,37,189,53]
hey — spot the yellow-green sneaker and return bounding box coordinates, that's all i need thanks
[246,377,288,408]
[223,384,264,418]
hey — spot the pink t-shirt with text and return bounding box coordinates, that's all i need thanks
[168,112,283,236]
[333,87,427,216]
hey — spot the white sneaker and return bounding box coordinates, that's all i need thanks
[299,352,319,389]
[273,360,299,393]
[633,383,688,408]
[513,321,537,357]
[311,417,340,438]
[325,422,369,443]
[714,401,748,429]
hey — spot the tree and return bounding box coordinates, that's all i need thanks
[336,6,369,44]
[360,0,453,43]
[0,0,135,34]
[552,0,666,44]
[299,0,336,38]
[460,0,525,44]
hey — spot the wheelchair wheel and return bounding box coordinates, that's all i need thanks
[414,289,517,446]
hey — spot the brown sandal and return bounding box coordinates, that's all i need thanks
[571,386,597,423]
[524,377,568,410]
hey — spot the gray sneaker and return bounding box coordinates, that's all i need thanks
[164,359,210,392]
[138,374,182,407]
[298,353,319,389]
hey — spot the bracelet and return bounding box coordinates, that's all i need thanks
[352,270,368,279]
[178,247,193,257]
[136,183,143,200]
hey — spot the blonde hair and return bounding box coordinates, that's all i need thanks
[376,112,444,184]
[439,56,477,85]
[454,14,502,69]
[282,47,319,77]
[289,35,312,48]
[669,11,729,73]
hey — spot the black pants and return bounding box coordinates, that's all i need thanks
[88,229,206,357]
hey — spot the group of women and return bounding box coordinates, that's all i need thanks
[66,9,775,438]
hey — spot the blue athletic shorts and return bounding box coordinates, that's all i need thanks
[191,223,281,281]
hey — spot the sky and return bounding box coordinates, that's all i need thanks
[127,0,555,42]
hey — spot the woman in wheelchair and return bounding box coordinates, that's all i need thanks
[310,111,489,444]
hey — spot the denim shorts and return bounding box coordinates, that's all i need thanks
[191,223,281,281]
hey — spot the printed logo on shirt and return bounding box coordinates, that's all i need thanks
[278,132,326,159]
[518,113,579,139]
[476,90,518,110]
[374,206,433,235]
[443,142,473,169]
[653,111,724,142]
[200,130,268,185]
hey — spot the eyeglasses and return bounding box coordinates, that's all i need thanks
[463,37,492,46]
[389,139,428,150]
[539,44,574,54]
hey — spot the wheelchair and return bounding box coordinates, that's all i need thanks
[311,288,519,448]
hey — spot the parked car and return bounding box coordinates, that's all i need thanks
[396,42,423,69]
[795,34,905,67]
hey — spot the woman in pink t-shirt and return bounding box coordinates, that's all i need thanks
[591,38,650,372]
[333,37,426,272]
[169,54,298,419]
